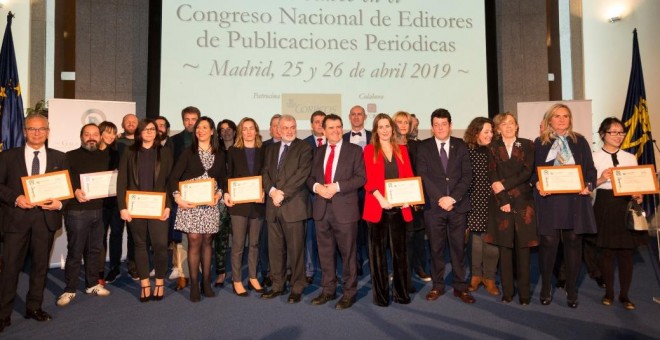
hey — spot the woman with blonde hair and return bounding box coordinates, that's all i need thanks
[531,104,597,308]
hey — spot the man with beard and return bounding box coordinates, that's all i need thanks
[155,116,173,151]
[116,113,138,154]
[57,124,113,307]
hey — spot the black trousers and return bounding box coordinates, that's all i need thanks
[0,211,55,318]
[128,218,169,280]
[539,229,582,301]
[268,212,307,295]
[316,204,358,299]
[368,210,410,306]
[500,246,531,300]
[600,248,634,300]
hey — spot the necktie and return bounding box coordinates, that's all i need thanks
[31,151,40,176]
[325,144,336,184]
[278,144,289,172]
[317,138,323,147]
[351,132,362,137]
[440,142,448,172]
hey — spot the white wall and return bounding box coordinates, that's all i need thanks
[583,0,660,153]
[0,0,30,111]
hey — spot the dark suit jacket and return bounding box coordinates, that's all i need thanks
[306,142,365,223]
[342,130,372,146]
[117,145,174,211]
[0,147,69,232]
[169,147,227,195]
[304,134,324,149]
[416,136,472,214]
[223,145,266,218]
[262,138,312,223]
[171,130,192,160]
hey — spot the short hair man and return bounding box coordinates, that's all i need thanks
[342,105,371,148]
[261,114,313,303]
[416,109,475,304]
[116,113,138,155]
[307,114,365,309]
[57,124,113,307]
[0,114,69,330]
[304,111,327,148]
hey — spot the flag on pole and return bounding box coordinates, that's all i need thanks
[620,29,657,216]
[0,12,25,151]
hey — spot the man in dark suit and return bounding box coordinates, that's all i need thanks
[307,114,365,310]
[259,114,281,287]
[302,110,326,283]
[261,114,313,304]
[0,114,69,331]
[169,106,200,290]
[342,105,371,276]
[416,109,475,304]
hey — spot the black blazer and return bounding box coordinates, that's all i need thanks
[306,142,365,223]
[262,138,312,223]
[416,136,472,214]
[224,145,265,218]
[0,147,69,232]
[117,145,174,211]
[169,147,227,194]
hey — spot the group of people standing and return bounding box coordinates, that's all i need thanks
[0,102,649,333]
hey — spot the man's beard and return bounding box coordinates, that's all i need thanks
[83,141,98,151]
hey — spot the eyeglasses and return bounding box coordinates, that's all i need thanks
[143,128,157,133]
[606,131,626,136]
[25,127,49,133]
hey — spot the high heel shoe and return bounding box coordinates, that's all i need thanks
[248,279,264,293]
[202,282,216,298]
[214,273,226,288]
[140,285,151,303]
[152,284,164,301]
[190,284,201,302]
[233,283,248,297]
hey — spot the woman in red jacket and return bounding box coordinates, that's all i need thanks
[363,113,415,306]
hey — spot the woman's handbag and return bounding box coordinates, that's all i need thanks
[626,200,649,231]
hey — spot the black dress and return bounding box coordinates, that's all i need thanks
[466,146,490,232]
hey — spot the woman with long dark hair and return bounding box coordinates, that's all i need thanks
[363,113,414,306]
[593,117,646,310]
[117,119,173,302]
[170,117,226,302]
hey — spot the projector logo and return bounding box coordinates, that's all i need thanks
[281,93,342,120]
[81,109,107,125]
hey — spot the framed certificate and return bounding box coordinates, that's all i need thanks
[126,191,166,219]
[611,165,660,196]
[21,170,74,204]
[537,165,585,194]
[228,176,263,204]
[384,176,425,207]
[179,178,215,205]
[80,170,118,199]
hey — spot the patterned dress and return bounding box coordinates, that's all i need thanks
[467,146,491,232]
[174,150,220,234]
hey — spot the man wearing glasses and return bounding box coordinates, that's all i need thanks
[0,114,69,332]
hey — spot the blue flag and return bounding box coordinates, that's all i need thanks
[620,29,657,216]
[0,12,25,151]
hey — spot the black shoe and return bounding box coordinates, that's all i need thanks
[233,283,248,297]
[311,293,337,305]
[0,317,11,332]
[261,289,284,299]
[540,296,552,306]
[262,276,273,287]
[594,277,606,288]
[190,285,201,302]
[567,300,578,308]
[248,281,264,293]
[24,309,52,322]
[501,296,513,303]
[104,267,121,284]
[335,296,356,310]
[153,284,164,301]
[140,285,151,303]
[214,273,226,288]
[416,269,432,282]
[287,292,302,304]
[203,282,216,298]
[519,298,530,306]
[128,268,139,281]
[556,280,566,289]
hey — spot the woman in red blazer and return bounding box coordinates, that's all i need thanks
[363,113,414,306]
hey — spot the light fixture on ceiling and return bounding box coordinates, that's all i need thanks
[609,16,622,23]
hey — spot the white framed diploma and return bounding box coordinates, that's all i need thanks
[384,176,425,207]
[21,170,74,204]
[80,170,118,199]
[179,178,215,205]
[228,176,263,204]
[611,165,660,196]
[537,165,585,194]
[126,191,166,219]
